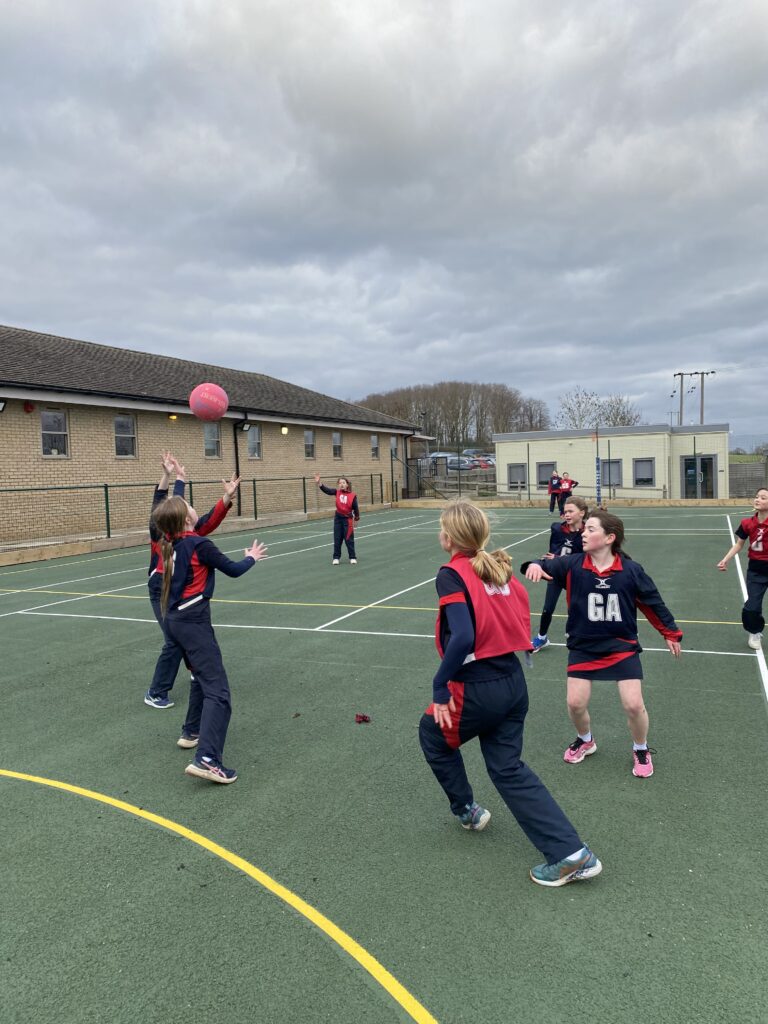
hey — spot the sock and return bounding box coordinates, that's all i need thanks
[537,634,547,641]
[633,742,648,751]
[565,847,587,862]
[578,732,592,743]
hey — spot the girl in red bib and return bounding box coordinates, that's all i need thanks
[419,500,601,888]
[314,473,360,564]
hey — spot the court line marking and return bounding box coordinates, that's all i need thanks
[725,514,768,702]
[314,527,551,631]
[14,609,757,656]
[0,769,438,1024]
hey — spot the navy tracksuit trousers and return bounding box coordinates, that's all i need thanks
[148,583,191,699]
[743,565,768,635]
[333,514,356,560]
[165,600,232,765]
[419,661,582,864]
[537,580,562,637]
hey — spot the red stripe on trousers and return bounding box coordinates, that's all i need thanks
[425,681,465,749]
[568,649,637,672]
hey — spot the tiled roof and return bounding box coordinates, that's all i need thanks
[0,325,415,431]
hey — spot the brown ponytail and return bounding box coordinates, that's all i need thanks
[440,500,513,588]
[151,496,188,616]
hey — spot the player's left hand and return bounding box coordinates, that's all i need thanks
[222,474,241,501]
[432,696,457,730]
[666,638,682,659]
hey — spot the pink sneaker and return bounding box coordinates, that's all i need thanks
[632,748,654,778]
[563,737,597,764]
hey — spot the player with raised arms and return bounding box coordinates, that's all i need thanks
[524,509,682,779]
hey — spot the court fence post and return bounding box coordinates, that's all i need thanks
[302,477,307,513]
[253,479,258,520]
[370,473,374,503]
[103,483,111,538]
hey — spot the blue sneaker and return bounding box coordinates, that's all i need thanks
[144,691,175,709]
[184,757,237,784]
[531,636,550,653]
[457,801,491,831]
[530,847,602,887]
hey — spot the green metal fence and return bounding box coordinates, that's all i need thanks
[0,474,385,552]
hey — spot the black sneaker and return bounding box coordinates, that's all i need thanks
[185,757,237,784]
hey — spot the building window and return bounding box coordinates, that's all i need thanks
[304,429,315,459]
[537,462,556,489]
[114,414,136,457]
[332,431,343,459]
[41,409,68,457]
[508,463,527,492]
[390,435,398,459]
[246,424,262,459]
[633,458,655,487]
[371,434,379,459]
[204,422,221,458]
[602,459,623,487]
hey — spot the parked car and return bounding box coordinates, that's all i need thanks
[445,457,475,472]
[462,448,491,458]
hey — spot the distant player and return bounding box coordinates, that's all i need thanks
[314,473,360,564]
[717,487,768,649]
[531,495,589,652]
[524,509,682,779]
[546,470,562,514]
[419,500,601,888]
[557,472,579,515]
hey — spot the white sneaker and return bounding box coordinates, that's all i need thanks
[350,558,357,564]
[748,633,763,650]
[332,559,340,565]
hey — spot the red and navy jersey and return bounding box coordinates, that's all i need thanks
[319,484,359,520]
[148,484,230,577]
[547,474,563,495]
[525,552,682,656]
[435,553,532,676]
[165,533,255,612]
[547,522,584,558]
[559,479,578,496]
[736,515,768,566]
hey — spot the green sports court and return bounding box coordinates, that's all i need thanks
[2,505,766,1024]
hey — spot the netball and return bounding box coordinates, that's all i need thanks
[189,382,229,421]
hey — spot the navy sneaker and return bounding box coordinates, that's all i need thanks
[144,691,175,709]
[457,801,491,831]
[531,636,550,653]
[530,847,602,887]
[184,756,237,784]
[177,732,199,749]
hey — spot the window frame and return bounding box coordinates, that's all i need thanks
[332,430,343,459]
[246,424,262,460]
[41,408,69,458]
[536,461,556,489]
[602,458,623,487]
[114,413,137,458]
[304,429,315,459]
[203,421,222,459]
[371,434,379,460]
[507,463,527,491]
[632,457,655,487]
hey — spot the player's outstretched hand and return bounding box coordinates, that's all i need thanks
[171,456,186,481]
[525,563,552,583]
[432,696,457,730]
[246,539,268,561]
[666,638,682,659]
[314,472,321,484]
[161,450,175,475]
[222,473,241,501]
[716,559,728,571]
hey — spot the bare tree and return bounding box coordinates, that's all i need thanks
[554,387,641,429]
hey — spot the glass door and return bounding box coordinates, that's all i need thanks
[682,456,716,499]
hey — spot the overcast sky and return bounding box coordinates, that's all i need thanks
[1,1,766,441]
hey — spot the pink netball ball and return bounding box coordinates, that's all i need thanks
[189,382,229,421]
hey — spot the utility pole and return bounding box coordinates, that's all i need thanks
[671,371,716,425]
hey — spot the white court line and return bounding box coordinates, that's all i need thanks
[314,527,550,631]
[0,580,150,618]
[14,609,760,656]
[725,514,768,702]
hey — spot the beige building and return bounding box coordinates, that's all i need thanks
[493,423,730,503]
[0,325,416,555]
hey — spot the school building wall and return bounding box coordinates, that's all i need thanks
[493,424,730,503]
[0,397,407,549]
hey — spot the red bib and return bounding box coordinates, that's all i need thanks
[336,490,356,517]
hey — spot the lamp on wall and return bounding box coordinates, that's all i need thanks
[0,400,6,413]
[168,413,178,421]
[281,425,289,435]
[241,422,251,431]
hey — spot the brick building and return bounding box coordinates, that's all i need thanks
[0,325,415,555]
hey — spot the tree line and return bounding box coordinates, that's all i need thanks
[357,382,641,447]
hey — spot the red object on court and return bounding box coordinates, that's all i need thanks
[189,382,229,421]
[354,713,371,724]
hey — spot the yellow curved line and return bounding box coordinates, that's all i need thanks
[0,769,438,1024]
